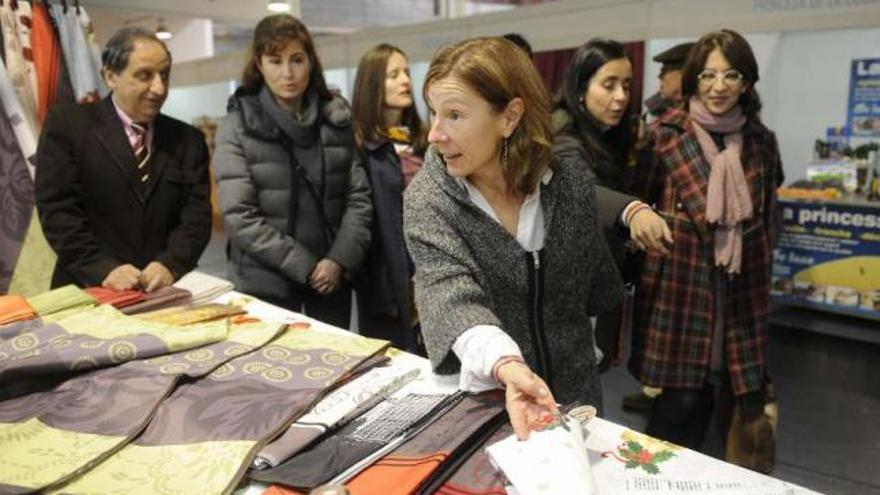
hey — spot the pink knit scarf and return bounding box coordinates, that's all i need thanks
[688,97,751,275]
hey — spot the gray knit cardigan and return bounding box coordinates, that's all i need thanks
[403,147,623,408]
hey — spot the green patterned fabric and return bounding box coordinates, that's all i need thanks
[0,322,285,494]
[52,327,389,495]
[0,305,231,384]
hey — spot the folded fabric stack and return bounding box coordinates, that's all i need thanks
[134,303,246,326]
[0,295,36,325]
[119,286,192,315]
[84,287,145,309]
[26,284,96,318]
[253,364,422,470]
[173,270,235,306]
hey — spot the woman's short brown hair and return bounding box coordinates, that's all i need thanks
[240,14,331,100]
[423,37,553,195]
[352,44,427,154]
[681,29,762,119]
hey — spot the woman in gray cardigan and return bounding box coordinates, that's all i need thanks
[214,15,371,328]
[405,37,645,440]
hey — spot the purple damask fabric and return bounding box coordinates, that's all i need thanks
[0,106,34,293]
[0,322,284,494]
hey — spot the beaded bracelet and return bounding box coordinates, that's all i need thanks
[625,202,652,227]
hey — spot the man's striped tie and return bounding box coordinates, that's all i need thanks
[132,123,150,183]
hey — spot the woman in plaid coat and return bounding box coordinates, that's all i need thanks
[628,30,784,453]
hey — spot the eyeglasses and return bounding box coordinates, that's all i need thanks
[697,69,744,87]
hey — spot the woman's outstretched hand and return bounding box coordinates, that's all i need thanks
[495,359,559,441]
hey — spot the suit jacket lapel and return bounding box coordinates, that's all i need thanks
[144,115,172,200]
[662,118,712,241]
[92,97,146,204]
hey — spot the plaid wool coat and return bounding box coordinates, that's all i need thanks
[627,108,783,396]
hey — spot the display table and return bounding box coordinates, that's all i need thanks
[217,291,821,495]
[0,283,824,495]
[772,196,880,321]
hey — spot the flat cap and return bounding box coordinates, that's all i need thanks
[652,42,695,69]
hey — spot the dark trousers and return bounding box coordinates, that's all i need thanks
[645,374,764,452]
[646,384,718,450]
[263,283,352,330]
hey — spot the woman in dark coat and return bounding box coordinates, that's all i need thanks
[351,44,427,352]
[214,15,372,329]
[629,30,783,463]
[552,38,671,369]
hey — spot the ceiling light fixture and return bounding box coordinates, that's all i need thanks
[267,0,291,13]
[155,18,172,40]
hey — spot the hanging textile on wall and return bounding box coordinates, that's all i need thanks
[52,329,390,495]
[0,322,285,494]
[30,1,60,125]
[4,1,56,296]
[5,212,56,297]
[0,2,111,296]
[0,1,38,137]
[75,5,107,100]
[49,3,104,103]
[0,66,34,294]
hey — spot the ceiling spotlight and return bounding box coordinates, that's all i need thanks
[155,18,172,40]
[267,0,291,13]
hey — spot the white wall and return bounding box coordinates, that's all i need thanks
[765,27,880,181]
[163,79,236,125]
[166,19,214,63]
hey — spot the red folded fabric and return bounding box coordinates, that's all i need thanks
[0,294,37,325]
[84,287,146,309]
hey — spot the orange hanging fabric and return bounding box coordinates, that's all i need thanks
[30,1,60,125]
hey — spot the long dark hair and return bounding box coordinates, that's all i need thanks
[556,38,635,185]
[239,14,332,101]
[681,29,762,120]
[352,44,427,154]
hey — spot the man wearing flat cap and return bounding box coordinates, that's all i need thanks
[643,42,694,121]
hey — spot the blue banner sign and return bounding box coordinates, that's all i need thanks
[847,58,880,137]
[772,199,880,320]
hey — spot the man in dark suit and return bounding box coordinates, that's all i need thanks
[35,27,211,291]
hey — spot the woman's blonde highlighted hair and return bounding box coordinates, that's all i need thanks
[424,37,553,195]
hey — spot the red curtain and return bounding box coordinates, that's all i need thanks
[532,48,575,97]
[532,40,645,112]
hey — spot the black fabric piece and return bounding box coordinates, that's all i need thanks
[249,393,457,490]
[414,408,508,495]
